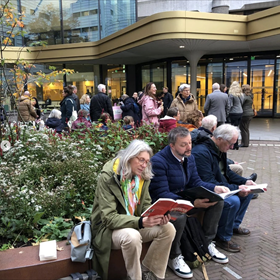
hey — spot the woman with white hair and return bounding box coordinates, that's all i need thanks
[228,81,244,150]
[170,84,198,122]
[91,140,175,280]
[45,109,64,133]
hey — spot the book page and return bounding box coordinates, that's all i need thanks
[176,199,194,207]
[219,189,241,199]
[248,183,267,192]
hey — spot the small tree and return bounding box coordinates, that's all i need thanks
[0,0,74,141]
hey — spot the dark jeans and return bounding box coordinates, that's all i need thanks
[169,201,224,258]
[217,193,253,241]
[229,113,243,148]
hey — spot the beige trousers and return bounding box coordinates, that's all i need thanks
[111,223,175,280]
[229,163,244,176]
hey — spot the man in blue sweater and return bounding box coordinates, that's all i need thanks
[150,127,230,279]
[192,124,254,254]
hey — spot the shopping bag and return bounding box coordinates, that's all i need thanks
[113,105,122,120]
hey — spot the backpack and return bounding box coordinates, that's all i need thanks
[180,216,211,269]
[67,221,94,263]
[133,102,140,114]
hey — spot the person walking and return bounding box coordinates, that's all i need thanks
[239,84,254,147]
[228,81,244,150]
[204,83,229,126]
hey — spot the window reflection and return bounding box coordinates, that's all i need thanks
[22,0,136,45]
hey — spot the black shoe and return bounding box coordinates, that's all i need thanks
[252,193,259,199]
[239,144,248,148]
[245,173,257,182]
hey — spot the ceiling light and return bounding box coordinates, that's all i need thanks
[268,70,272,76]
[243,73,247,77]
[229,58,234,61]
[179,46,185,49]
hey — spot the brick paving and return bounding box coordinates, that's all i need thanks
[165,140,280,280]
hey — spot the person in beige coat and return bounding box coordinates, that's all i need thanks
[17,91,37,122]
[170,84,197,122]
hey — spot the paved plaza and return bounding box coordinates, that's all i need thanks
[165,118,280,280]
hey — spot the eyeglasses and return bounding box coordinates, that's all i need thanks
[136,156,150,166]
[226,140,235,148]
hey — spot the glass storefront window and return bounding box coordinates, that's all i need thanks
[141,65,150,90]
[28,64,63,102]
[106,65,126,103]
[151,62,166,95]
[207,63,223,94]
[276,58,280,116]
[250,59,274,116]
[65,64,95,99]
[225,60,248,87]
[196,65,206,111]
[171,60,189,96]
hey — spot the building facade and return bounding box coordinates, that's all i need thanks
[3,0,280,117]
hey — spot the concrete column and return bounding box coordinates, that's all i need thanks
[212,0,229,14]
[183,51,205,99]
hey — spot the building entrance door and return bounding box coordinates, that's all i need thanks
[250,59,275,117]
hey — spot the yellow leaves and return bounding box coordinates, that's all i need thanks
[3,37,12,45]
[17,20,24,28]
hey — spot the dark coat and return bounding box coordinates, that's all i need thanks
[191,137,247,190]
[162,92,173,115]
[45,117,64,133]
[72,94,81,112]
[90,92,113,121]
[120,97,141,125]
[149,145,216,203]
[60,95,77,128]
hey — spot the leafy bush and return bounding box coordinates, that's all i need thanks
[0,121,168,247]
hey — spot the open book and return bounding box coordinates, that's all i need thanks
[177,186,241,202]
[141,198,194,220]
[248,183,267,193]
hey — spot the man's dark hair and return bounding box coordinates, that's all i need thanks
[168,127,190,145]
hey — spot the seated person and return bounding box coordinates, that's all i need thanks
[90,140,176,280]
[95,112,111,131]
[122,115,135,132]
[159,107,180,133]
[177,110,203,131]
[149,127,230,279]
[45,109,64,133]
[191,115,257,185]
[71,109,92,131]
[192,124,255,253]
[45,96,52,107]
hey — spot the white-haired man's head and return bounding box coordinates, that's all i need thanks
[212,124,239,153]
[23,91,31,96]
[201,115,217,132]
[98,84,106,93]
[212,83,220,91]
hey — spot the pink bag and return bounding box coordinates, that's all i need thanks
[113,105,122,120]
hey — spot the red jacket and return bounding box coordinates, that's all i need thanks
[159,116,177,132]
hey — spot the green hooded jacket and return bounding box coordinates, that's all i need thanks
[90,159,152,280]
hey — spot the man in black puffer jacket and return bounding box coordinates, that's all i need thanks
[90,84,114,122]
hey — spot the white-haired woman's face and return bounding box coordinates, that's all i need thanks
[181,87,190,98]
[130,151,150,177]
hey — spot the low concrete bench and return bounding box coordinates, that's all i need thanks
[0,240,151,280]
